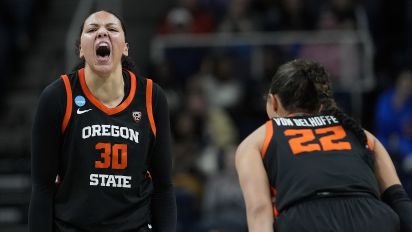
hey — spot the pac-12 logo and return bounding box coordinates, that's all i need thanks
[132,111,142,123]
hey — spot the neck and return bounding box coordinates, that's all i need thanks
[286,112,312,117]
[84,65,125,108]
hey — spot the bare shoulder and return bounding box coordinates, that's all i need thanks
[236,122,268,161]
[363,130,401,191]
[363,129,377,149]
[363,129,376,141]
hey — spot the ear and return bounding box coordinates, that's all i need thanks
[318,103,324,113]
[123,42,129,56]
[79,45,84,59]
[269,94,278,112]
[266,93,280,118]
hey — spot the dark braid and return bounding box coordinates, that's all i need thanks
[306,67,368,147]
[303,61,374,167]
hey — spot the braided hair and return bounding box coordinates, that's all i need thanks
[269,59,373,167]
[269,59,320,114]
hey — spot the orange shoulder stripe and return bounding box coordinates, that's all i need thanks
[261,120,274,158]
[61,75,72,134]
[146,79,156,137]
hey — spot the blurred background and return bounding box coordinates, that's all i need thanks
[0,0,412,231]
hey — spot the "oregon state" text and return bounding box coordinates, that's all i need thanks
[82,124,139,144]
[90,174,132,188]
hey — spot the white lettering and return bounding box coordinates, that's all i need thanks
[120,127,129,140]
[82,126,91,138]
[90,174,98,186]
[129,129,139,143]
[330,116,339,123]
[111,125,119,137]
[89,174,132,188]
[92,125,101,136]
[273,118,294,126]
[99,174,109,186]
[301,119,310,127]
[319,116,327,125]
[314,117,324,126]
[122,176,132,188]
[269,116,342,128]
[81,125,140,144]
[283,118,293,126]
[101,124,110,136]
[106,175,117,187]
[293,119,304,126]
[308,117,319,127]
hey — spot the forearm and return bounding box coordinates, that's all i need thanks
[381,184,412,231]
[247,205,274,232]
[28,185,55,232]
[151,186,177,232]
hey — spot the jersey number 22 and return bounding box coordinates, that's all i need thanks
[284,125,352,155]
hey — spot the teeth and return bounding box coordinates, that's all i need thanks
[97,42,109,47]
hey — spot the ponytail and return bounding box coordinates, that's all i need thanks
[308,74,374,168]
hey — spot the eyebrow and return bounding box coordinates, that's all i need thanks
[87,23,119,27]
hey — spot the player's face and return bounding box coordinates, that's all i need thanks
[79,11,128,75]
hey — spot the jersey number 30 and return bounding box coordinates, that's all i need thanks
[95,143,128,169]
[284,125,352,155]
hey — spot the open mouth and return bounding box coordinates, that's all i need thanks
[96,46,110,57]
[95,42,111,63]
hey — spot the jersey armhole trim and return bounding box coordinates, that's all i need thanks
[61,75,72,134]
[270,186,279,217]
[367,136,374,151]
[261,120,274,158]
[146,79,156,137]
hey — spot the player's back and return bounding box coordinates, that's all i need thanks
[262,115,379,212]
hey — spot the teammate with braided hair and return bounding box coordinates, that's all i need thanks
[236,59,412,232]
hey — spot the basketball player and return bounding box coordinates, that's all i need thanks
[236,59,412,231]
[29,11,176,231]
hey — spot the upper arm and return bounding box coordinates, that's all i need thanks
[31,80,65,186]
[365,130,401,193]
[236,124,273,225]
[149,83,173,189]
[29,79,66,230]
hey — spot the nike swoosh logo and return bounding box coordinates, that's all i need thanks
[77,108,92,114]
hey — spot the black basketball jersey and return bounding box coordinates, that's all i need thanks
[55,68,156,231]
[261,115,379,215]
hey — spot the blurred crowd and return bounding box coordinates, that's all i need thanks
[0,0,47,96]
[150,0,412,231]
